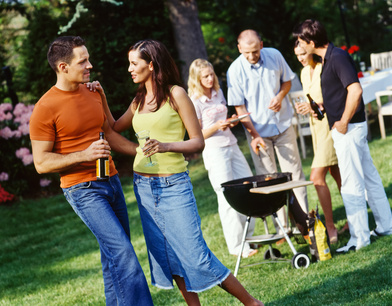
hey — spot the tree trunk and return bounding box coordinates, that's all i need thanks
[165,0,207,87]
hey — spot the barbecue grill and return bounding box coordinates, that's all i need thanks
[221,172,312,276]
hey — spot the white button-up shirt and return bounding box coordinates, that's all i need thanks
[227,47,295,137]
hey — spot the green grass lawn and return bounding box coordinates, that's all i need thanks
[1,125,392,305]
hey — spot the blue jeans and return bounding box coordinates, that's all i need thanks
[134,171,230,292]
[63,175,153,305]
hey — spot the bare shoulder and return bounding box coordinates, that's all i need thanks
[171,85,188,99]
[130,98,139,112]
[171,85,191,108]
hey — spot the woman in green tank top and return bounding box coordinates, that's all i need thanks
[93,39,263,306]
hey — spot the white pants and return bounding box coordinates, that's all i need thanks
[332,121,392,249]
[246,125,308,232]
[202,144,256,256]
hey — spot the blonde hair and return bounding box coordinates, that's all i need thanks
[188,58,220,99]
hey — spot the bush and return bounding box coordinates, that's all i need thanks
[0,101,60,200]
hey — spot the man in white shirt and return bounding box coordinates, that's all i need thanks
[227,29,308,230]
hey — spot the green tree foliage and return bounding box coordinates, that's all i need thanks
[1,0,176,116]
[65,0,175,117]
[0,0,177,196]
[197,0,392,81]
[3,0,392,105]
[16,6,60,103]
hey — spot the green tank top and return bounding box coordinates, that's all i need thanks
[132,99,188,174]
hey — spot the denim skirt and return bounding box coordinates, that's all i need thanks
[133,171,230,292]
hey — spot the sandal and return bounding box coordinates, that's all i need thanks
[328,228,338,244]
[338,222,349,235]
[242,249,258,258]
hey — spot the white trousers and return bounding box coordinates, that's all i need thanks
[202,144,256,256]
[332,121,392,249]
[246,125,308,231]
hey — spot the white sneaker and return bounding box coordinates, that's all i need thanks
[370,230,381,237]
[336,244,356,254]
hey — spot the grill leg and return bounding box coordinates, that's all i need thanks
[234,216,251,277]
[263,218,277,259]
[272,212,298,255]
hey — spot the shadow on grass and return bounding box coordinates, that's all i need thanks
[385,182,392,200]
[267,245,392,305]
[0,190,148,302]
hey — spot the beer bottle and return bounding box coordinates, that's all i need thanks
[96,132,109,181]
[306,94,324,120]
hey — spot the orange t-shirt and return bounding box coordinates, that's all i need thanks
[29,85,117,188]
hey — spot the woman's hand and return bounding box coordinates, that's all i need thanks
[226,114,240,127]
[85,81,105,96]
[142,138,168,158]
[216,119,231,131]
[294,102,311,115]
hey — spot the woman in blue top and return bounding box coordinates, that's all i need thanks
[92,40,263,306]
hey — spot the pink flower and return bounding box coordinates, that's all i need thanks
[0,111,13,121]
[18,123,30,135]
[14,105,33,125]
[0,172,9,181]
[15,147,31,159]
[13,130,22,138]
[0,126,15,139]
[13,103,27,117]
[40,178,52,187]
[0,103,13,121]
[22,154,34,166]
[0,103,13,112]
[14,113,28,124]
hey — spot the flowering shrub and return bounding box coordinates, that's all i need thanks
[0,102,59,200]
[348,45,360,55]
[341,45,361,70]
[0,184,15,204]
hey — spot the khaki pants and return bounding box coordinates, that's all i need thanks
[245,125,308,232]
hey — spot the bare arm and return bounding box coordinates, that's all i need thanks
[31,138,110,174]
[102,119,138,156]
[200,119,233,139]
[268,80,291,112]
[143,86,204,157]
[86,81,134,133]
[332,82,363,134]
[234,104,266,154]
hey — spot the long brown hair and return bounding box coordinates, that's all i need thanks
[129,39,183,111]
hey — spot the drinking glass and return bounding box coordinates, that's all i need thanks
[135,130,157,167]
[359,61,366,73]
[295,96,308,121]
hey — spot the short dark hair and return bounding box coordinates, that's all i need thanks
[47,36,86,72]
[292,19,329,48]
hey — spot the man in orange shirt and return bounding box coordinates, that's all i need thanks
[29,36,153,305]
